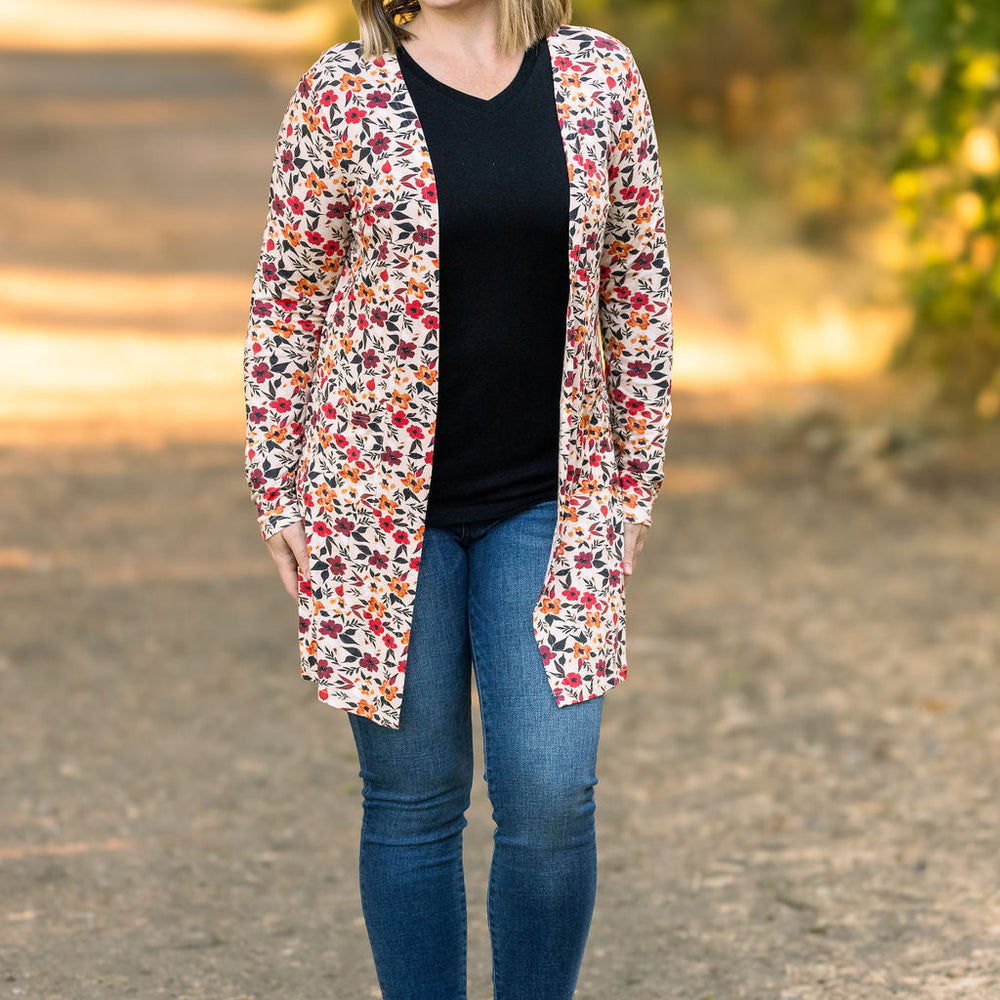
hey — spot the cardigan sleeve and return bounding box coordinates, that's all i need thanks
[598,44,673,528]
[243,59,353,543]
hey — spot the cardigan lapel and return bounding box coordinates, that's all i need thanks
[374,23,587,372]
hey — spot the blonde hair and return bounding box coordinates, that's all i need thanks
[352,0,572,62]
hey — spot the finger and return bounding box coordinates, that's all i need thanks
[267,540,298,600]
[623,526,637,578]
[266,522,307,600]
[283,521,309,577]
[278,559,299,601]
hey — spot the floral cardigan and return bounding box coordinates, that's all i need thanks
[244,21,673,729]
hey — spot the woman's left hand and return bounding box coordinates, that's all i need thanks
[623,520,649,583]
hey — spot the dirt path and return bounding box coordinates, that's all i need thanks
[2,23,999,1000]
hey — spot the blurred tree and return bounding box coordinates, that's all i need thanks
[861,0,1000,422]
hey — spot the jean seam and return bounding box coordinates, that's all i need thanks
[457,847,469,1000]
[468,591,504,1000]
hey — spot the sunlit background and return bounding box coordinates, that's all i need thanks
[3,0,999,446]
[2,2,999,998]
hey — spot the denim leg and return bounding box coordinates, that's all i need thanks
[346,524,475,1000]
[467,500,605,1000]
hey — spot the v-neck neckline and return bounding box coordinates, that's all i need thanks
[395,36,542,112]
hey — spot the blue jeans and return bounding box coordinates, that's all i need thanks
[346,498,605,1000]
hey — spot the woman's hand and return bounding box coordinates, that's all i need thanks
[623,520,649,583]
[265,520,309,600]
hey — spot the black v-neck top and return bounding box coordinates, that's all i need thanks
[396,37,571,528]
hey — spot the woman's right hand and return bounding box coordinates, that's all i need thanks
[265,520,309,600]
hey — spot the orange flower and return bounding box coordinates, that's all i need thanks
[604,238,634,263]
[305,171,328,197]
[400,472,425,493]
[294,277,322,297]
[331,139,354,165]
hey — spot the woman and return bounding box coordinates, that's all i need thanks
[243,0,673,995]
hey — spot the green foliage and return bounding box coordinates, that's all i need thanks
[861,0,1000,421]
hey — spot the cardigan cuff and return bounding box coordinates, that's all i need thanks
[256,497,305,544]
[618,478,659,527]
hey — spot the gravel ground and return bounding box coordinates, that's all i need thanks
[2,411,998,1000]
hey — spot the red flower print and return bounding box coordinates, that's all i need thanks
[563,673,583,688]
[627,352,654,382]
